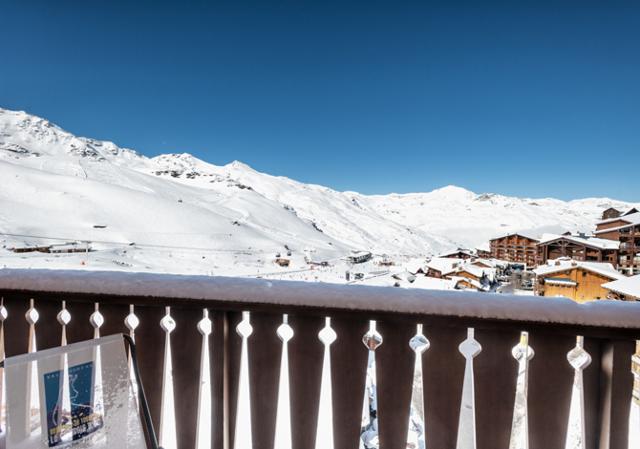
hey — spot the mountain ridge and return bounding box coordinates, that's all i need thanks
[1,106,637,267]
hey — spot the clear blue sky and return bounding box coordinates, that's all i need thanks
[2,1,639,201]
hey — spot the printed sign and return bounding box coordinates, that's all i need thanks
[4,334,146,449]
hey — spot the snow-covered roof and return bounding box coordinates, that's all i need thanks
[596,211,640,226]
[409,276,458,291]
[538,233,620,250]
[490,231,540,242]
[475,242,490,253]
[426,257,463,274]
[471,258,498,268]
[602,275,640,299]
[437,248,473,258]
[533,260,626,281]
[449,276,485,291]
[403,257,427,274]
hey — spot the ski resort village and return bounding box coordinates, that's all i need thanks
[1,107,640,449]
[1,107,640,303]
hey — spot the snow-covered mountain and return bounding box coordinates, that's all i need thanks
[0,107,636,277]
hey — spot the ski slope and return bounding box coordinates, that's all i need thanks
[0,106,637,281]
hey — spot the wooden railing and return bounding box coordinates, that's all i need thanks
[0,268,639,449]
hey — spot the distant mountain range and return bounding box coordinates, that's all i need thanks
[1,106,637,265]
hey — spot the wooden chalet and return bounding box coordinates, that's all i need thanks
[595,209,640,276]
[438,248,474,260]
[603,274,640,301]
[475,244,491,259]
[9,244,52,253]
[601,207,622,220]
[533,260,625,302]
[425,257,462,279]
[274,257,291,267]
[489,233,539,267]
[536,234,619,267]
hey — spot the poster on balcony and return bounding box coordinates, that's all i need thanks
[42,367,71,447]
[4,334,147,449]
[67,361,104,442]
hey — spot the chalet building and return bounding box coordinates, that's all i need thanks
[471,258,495,269]
[49,243,91,254]
[533,259,626,303]
[274,258,290,267]
[438,248,474,260]
[603,275,640,301]
[451,276,484,291]
[347,251,373,264]
[9,244,52,253]
[425,257,462,279]
[601,207,622,220]
[475,243,491,259]
[536,234,619,267]
[490,233,539,267]
[594,210,640,275]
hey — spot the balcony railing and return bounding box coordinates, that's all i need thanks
[0,268,639,449]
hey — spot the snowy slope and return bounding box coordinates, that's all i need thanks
[0,106,637,278]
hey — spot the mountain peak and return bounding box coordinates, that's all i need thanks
[226,160,254,171]
[430,185,475,197]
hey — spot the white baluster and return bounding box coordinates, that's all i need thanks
[196,309,213,449]
[25,299,39,435]
[360,320,382,449]
[124,305,140,406]
[274,314,294,449]
[0,298,7,432]
[90,303,105,431]
[407,324,430,449]
[315,317,336,449]
[630,341,640,449]
[125,305,140,343]
[456,328,482,449]
[56,301,72,445]
[234,311,253,449]
[565,336,591,449]
[159,307,177,449]
[57,301,71,346]
[90,303,104,339]
[509,332,534,449]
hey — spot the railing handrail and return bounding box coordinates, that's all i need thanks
[1,268,640,332]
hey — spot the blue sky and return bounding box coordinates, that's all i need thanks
[2,1,639,201]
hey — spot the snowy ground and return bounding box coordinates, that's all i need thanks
[1,106,638,288]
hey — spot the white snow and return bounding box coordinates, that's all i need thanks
[533,260,626,281]
[538,233,620,250]
[602,275,640,299]
[2,268,640,328]
[1,106,638,287]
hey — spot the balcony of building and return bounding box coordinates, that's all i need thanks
[0,268,638,449]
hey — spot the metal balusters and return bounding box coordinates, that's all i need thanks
[564,336,591,449]
[0,299,7,432]
[274,314,294,449]
[159,307,178,449]
[456,328,482,449]
[234,311,253,449]
[361,320,383,449]
[509,332,534,449]
[25,299,39,435]
[196,309,213,449]
[407,324,430,449]
[628,341,639,449]
[315,317,337,449]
